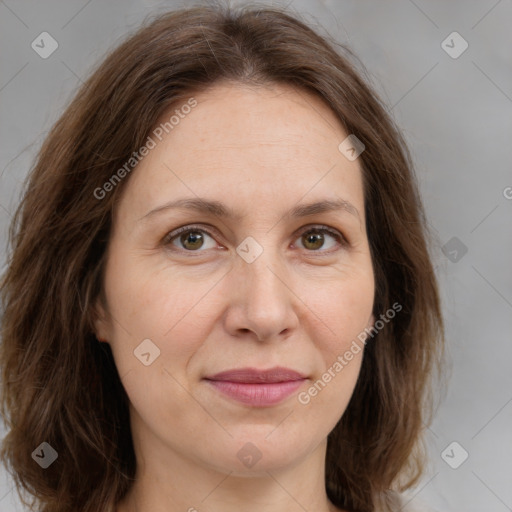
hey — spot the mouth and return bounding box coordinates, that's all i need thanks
[203,367,307,407]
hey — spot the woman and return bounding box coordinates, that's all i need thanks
[0,3,445,512]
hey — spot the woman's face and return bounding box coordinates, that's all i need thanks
[95,82,375,475]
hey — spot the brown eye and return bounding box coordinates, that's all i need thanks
[164,227,217,251]
[294,226,345,252]
[164,224,346,255]
[179,231,204,250]
[302,231,325,250]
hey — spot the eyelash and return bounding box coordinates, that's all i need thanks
[162,224,348,255]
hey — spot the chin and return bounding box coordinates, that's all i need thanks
[204,426,320,475]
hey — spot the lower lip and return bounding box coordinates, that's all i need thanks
[205,379,305,407]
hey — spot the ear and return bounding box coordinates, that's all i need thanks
[91,298,111,343]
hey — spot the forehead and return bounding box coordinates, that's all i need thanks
[178,81,346,151]
[116,81,365,223]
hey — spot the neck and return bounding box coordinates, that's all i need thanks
[117,439,343,512]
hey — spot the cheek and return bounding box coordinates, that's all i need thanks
[297,277,372,418]
[305,270,374,354]
[104,255,218,375]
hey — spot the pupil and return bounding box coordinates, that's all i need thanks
[182,231,203,249]
[305,232,323,249]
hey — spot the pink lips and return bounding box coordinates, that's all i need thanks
[204,367,307,407]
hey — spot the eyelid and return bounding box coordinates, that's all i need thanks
[162,223,348,253]
[161,223,223,247]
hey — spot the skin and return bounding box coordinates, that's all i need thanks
[94,81,376,512]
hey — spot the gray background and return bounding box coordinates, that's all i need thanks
[1,0,511,511]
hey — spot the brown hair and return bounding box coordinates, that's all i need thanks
[0,3,445,511]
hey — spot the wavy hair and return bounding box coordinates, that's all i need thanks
[0,3,445,511]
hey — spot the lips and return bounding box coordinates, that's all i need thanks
[204,367,307,407]
[205,367,306,383]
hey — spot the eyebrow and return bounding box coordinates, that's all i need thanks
[139,197,360,222]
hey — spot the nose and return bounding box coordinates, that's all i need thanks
[223,246,299,342]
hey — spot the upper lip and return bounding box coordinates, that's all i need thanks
[205,366,307,383]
